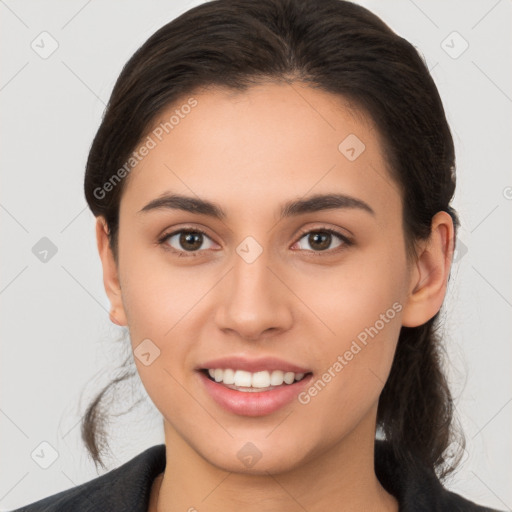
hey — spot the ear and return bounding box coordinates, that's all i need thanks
[95,216,128,326]
[401,211,455,327]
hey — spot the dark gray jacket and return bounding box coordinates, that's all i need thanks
[10,442,503,511]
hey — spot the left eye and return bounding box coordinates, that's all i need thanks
[293,229,349,253]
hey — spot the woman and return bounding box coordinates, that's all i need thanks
[12,0,503,510]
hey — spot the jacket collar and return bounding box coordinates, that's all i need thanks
[67,442,496,511]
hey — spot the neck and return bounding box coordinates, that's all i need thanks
[151,410,398,512]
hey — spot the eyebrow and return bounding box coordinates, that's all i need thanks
[138,192,375,219]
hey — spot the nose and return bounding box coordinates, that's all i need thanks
[214,250,294,341]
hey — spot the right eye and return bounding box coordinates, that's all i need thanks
[158,228,217,257]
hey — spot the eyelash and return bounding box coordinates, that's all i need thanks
[157,226,353,258]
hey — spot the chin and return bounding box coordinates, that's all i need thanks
[208,449,305,476]
[194,431,316,476]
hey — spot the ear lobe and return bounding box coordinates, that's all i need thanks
[95,217,128,326]
[401,211,454,328]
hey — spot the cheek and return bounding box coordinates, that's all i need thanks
[118,239,204,336]
[295,297,402,447]
[299,245,406,346]
[117,243,217,399]
[294,247,406,405]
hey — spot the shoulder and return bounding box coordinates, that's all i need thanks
[439,488,504,512]
[400,482,504,512]
[9,444,166,512]
[374,440,504,512]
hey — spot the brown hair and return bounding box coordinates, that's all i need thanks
[82,0,464,477]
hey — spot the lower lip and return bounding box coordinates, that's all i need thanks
[198,371,313,417]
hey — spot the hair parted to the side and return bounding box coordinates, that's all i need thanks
[82,0,464,476]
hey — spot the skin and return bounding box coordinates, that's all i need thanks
[96,82,454,512]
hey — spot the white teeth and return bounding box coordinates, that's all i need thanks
[234,370,252,387]
[252,371,270,388]
[205,368,307,387]
[222,368,235,384]
[270,370,284,386]
[283,372,295,384]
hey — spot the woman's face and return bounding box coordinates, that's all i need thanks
[103,82,420,473]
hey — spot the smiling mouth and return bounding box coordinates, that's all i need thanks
[200,368,313,392]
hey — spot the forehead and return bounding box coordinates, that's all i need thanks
[120,82,400,223]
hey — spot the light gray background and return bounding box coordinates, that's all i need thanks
[1,0,511,510]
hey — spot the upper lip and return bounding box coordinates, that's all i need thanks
[198,355,311,374]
